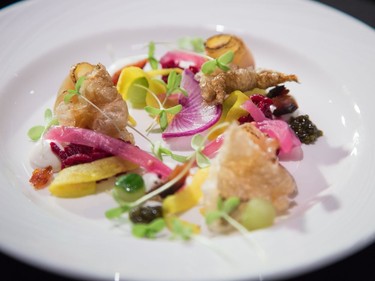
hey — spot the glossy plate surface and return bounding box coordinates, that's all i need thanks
[0,0,374,280]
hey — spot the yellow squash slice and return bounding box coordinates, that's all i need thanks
[49,156,138,198]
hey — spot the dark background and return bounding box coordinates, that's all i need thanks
[1,0,374,280]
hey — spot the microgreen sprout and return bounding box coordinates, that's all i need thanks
[152,141,188,163]
[27,108,59,141]
[170,217,194,241]
[165,70,187,97]
[178,37,205,53]
[191,134,211,168]
[148,41,159,70]
[132,218,166,239]
[201,50,234,75]
[205,196,250,237]
[138,70,186,132]
[64,76,86,103]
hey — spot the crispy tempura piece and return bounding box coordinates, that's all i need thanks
[54,63,134,143]
[203,123,296,214]
[199,67,298,105]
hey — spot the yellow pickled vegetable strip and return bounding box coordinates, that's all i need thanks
[128,114,137,126]
[117,67,167,108]
[116,66,150,108]
[163,168,209,215]
[225,90,250,121]
[147,68,183,77]
[49,181,96,198]
[50,156,138,186]
[208,90,250,139]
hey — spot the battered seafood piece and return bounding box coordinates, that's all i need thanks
[199,67,298,105]
[203,123,296,221]
[54,62,134,143]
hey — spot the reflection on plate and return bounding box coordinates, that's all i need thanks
[0,0,374,280]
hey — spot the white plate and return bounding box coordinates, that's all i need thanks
[1,0,375,280]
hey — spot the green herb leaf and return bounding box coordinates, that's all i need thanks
[205,211,222,225]
[217,50,234,65]
[64,92,76,104]
[46,118,59,128]
[217,197,224,211]
[170,153,188,163]
[159,110,168,131]
[148,41,158,70]
[27,125,45,141]
[144,106,162,116]
[132,224,148,238]
[149,218,166,233]
[148,41,155,57]
[216,61,231,72]
[191,37,205,53]
[196,152,210,168]
[166,71,183,96]
[164,104,182,115]
[44,108,53,123]
[171,218,193,240]
[149,57,159,70]
[75,76,86,92]
[191,134,205,151]
[222,197,240,214]
[201,60,217,75]
[202,51,234,75]
[105,204,131,219]
[177,37,205,53]
[132,218,166,239]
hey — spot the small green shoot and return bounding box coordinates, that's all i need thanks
[144,104,182,131]
[132,218,166,239]
[205,196,240,225]
[148,41,159,70]
[141,71,185,132]
[201,50,234,75]
[151,141,188,163]
[27,108,59,141]
[64,76,86,103]
[205,196,251,236]
[191,134,210,168]
[178,37,205,53]
[170,217,194,241]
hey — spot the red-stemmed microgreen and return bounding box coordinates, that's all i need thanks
[201,50,234,75]
[27,108,59,141]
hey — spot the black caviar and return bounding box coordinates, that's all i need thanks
[129,205,163,224]
[288,115,323,144]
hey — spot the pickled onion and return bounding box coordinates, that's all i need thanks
[44,126,172,178]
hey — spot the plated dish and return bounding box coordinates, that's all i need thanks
[1,0,375,280]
